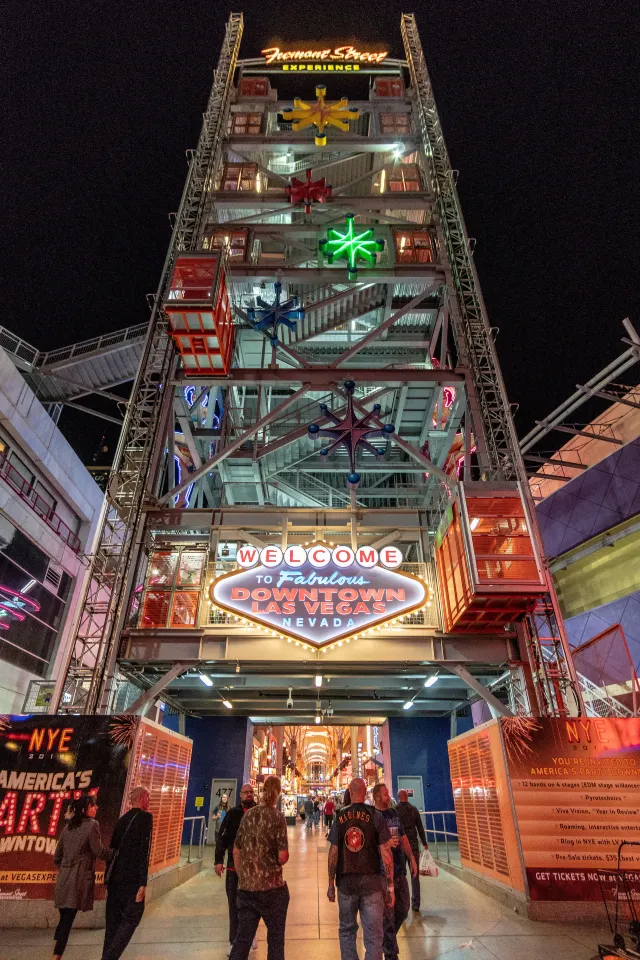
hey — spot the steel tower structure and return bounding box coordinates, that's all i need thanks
[52,13,581,721]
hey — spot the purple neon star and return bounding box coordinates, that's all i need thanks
[307,381,394,488]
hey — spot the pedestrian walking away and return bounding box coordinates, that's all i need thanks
[215,782,258,954]
[230,775,290,960]
[324,797,336,836]
[101,786,153,960]
[303,796,314,831]
[396,789,428,912]
[372,784,417,960]
[327,776,394,960]
[313,798,321,828]
[52,795,110,959]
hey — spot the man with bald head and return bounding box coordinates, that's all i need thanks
[327,777,394,960]
[101,786,152,960]
[215,783,257,954]
[396,789,428,913]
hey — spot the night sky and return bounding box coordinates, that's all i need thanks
[3,1,639,461]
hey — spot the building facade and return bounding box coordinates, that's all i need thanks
[0,346,104,712]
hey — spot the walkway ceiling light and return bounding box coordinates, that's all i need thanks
[402,700,414,710]
[222,698,233,709]
[424,672,440,688]
[199,673,213,687]
[315,675,323,687]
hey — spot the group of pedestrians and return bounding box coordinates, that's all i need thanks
[215,774,428,960]
[301,794,335,833]
[328,777,428,960]
[51,787,153,960]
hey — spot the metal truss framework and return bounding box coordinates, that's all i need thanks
[54,13,584,719]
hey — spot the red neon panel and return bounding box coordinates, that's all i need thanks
[169,591,199,628]
[140,591,170,629]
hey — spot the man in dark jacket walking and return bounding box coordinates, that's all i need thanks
[396,790,428,912]
[215,783,256,953]
[101,786,153,960]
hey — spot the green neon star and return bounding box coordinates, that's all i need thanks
[319,214,385,280]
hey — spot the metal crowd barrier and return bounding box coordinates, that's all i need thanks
[184,815,207,863]
[420,810,458,864]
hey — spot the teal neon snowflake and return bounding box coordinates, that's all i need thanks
[319,214,384,281]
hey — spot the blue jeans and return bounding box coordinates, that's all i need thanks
[337,887,384,960]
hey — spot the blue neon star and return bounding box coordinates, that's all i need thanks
[241,281,305,347]
[307,381,394,488]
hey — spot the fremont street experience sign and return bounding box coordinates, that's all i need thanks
[210,542,428,648]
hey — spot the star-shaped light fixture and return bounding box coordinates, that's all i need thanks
[286,169,332,214]
[307,381,394,487]
[238,281,304,347]
[319,214,384,280]
[282,85,359,147]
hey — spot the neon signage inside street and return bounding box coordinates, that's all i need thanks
[210,543,429,649]
[261,46,388,65]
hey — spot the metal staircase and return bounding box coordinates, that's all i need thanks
[0,320,147,412]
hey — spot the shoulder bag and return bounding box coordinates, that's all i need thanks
[104,812,139,886]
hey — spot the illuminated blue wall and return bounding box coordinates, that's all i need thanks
[387,715,472,812]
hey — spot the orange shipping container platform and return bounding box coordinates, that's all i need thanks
[435,483,547,633]
[163,252,235,374]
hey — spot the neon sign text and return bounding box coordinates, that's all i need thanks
[262,46,388,65]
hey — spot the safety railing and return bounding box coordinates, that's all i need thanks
[183,815,207,863]
[36,323,148,367]
[421,810,458,864]
[0,325,39,365]
[0,452,81,552]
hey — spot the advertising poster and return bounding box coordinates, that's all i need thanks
[501,716,640,901]
[0,714,137,901]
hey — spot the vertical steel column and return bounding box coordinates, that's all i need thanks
[52,13,244,715]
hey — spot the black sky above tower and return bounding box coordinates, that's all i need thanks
[2,0,639,458]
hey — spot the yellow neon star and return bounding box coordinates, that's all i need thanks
[282,85,359,147]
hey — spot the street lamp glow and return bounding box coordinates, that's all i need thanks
[199,673,213,687]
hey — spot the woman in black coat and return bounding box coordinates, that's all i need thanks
[52,795,110,958]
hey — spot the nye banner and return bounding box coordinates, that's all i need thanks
[501,717,640,901]
[0,715,137,901]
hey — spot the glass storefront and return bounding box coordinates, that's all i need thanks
[0,517,71,676]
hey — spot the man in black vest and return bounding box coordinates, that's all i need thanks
[215,783,257,954]
[327,777,394,960]
[101,786,153,960]
[396,789,428,912]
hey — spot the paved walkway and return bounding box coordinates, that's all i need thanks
[3,823,607,959]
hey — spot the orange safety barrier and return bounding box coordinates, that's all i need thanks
[163,253,235,374]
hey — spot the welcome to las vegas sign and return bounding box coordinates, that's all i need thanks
[210,542,429,648]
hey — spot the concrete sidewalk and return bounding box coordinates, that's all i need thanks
[1,823,608,959]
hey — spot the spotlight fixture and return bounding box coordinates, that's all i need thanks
[315,675,323,687]
[221,543,230,557]
[199,673,213,687]
[402,700,414,710]
[424,672,440,688]
[222,699,233,710]
[315,714,321,724]
[236,661,241,674]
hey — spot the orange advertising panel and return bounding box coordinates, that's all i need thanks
[501,717,640,901]
[448,722,525,892]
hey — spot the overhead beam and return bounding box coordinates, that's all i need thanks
[523,454,587,470]
[174,368,463,388]
[449,664,514,718]
[159,385,311,504]
[330,285,440,368]
[63,401,124,425]
[123,662,189,715]
[541,423,622,444]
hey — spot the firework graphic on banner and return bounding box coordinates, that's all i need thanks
[501,717,543,763]
[108,715,138,748]
[0,716,11,735]
[307,380,394,488]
